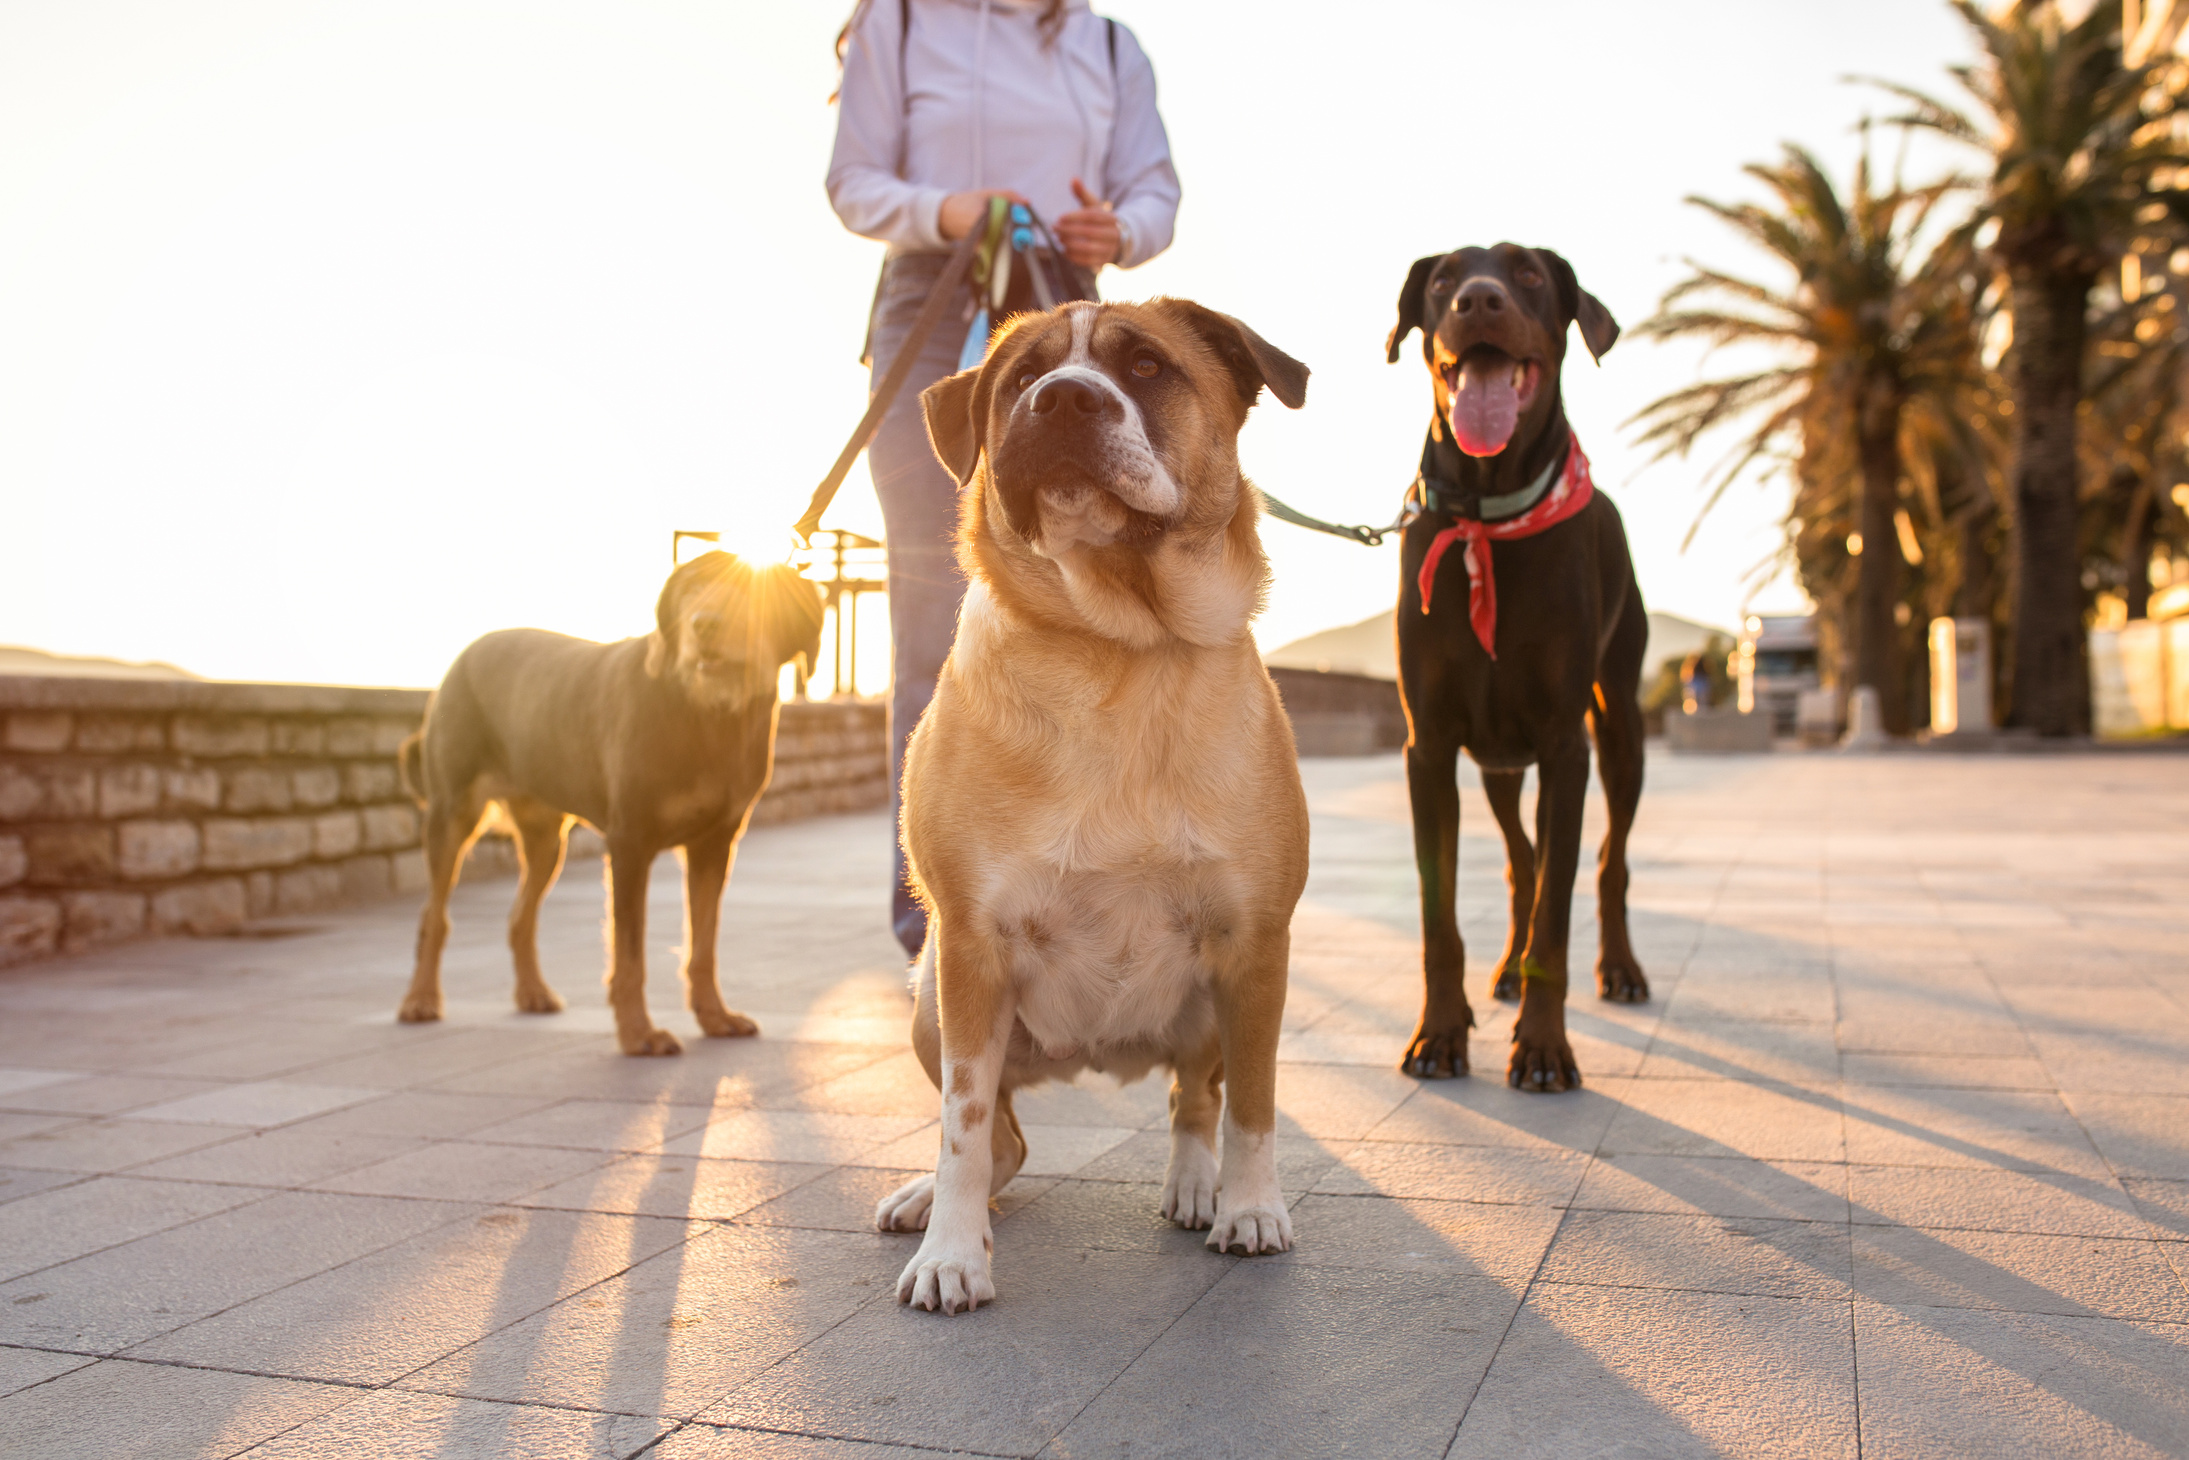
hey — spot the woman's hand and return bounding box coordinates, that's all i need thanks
[1055,178,1121,268]
[939,189,1028,241]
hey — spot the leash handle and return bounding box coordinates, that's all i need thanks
[794,218,990,546]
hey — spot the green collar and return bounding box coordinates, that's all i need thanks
[1415,431,1566,523]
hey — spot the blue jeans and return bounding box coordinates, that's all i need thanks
[868,254,973,957]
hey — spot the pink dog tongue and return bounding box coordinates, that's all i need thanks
[1449,356,1520,457]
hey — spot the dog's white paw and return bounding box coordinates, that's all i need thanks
[875,1175,935,1233]
[896,1239,995,1314]
[1206,1200,1293,1256]
[1160,1136,1219,1230]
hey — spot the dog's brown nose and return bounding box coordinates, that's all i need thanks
[1027,376,1112,418]
[1453,278,1509,316]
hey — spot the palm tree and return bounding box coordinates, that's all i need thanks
[1872,0,2189,734]
[1631,143,1984,734]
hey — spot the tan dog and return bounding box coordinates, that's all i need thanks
[875,299,1311,1313]
[395,552,822,1055]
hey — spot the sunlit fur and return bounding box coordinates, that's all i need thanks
[879,299,1312,1313]
[644,553,825,709]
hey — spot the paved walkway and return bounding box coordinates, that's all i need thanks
[0,750,2184,1458]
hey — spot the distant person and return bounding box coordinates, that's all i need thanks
[828,0,1181,956]
[1681,651,1712,715]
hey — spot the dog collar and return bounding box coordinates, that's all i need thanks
[1413,430,1564,524]
[1416,431,1597,660]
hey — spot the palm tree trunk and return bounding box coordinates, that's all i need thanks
[2004,268,2093,736]
[1855,400,1905,733]
[2121,471,2154,621]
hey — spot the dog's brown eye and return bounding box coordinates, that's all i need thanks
[1132,356,1160,378]
[1018,372,1036,390]
[1516,269,1543,287]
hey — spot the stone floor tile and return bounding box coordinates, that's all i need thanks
[238,1388,670,1459]
[465,1098,716,1155]
[1268,1194,1561,1284]
[0,1175,266,1282]
[1854,1302,2189,1459]
[0,1190,472,1353]
[2061,1092,2189,1179]
[1007,1076,1172,1130]
[1837,1021,2035,1057]
[996,1178,1239,1259]
[425,1040,894,1110]
[648,1427,952,1459]
[2123,1178,2189,1240]
[1851,1225,2189,1321]
[1071,1128,1341,1196]
[130,1080,384,1128]
[1600,1078,1846,1162]
[1841,1085,2109,1175]
[0,1117,242,1173]
[0,1357,357,1460]
[701,1246,1232,1455]
[127,1206,702,1385]
[293,1089,561,1140]
[1848,1164,2147,1237]
[0,1345,95,1398]
[515,1155,828,1222]
[123,1126,424,1189]
[397,1225,900,1420]
[1272,1061,1422,1140]
[1839,1053,2055,1089]
[1542,1208,1851,1301]
[1570,1152,1849,1222]
[726,1165,1047,1235]
[754,1050,937,1118]
[0,1068,80,1100]
[1665,973,1837,1025]
[1448,1284,1856,1460]
[662,1109,935,1165]
[0,1073,227,1117]
[1051,1264,1517,1460]
[1361,1077,1628,1151]
[0,1113,75,1144]
[1312,1141,1591,1206]
[309,1139,612,1204]
[0,1167,88,1206]
[299,1026,602,1092]
[1636,1016,1841,1085]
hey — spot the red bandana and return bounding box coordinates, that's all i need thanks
[1416,431,1596,660]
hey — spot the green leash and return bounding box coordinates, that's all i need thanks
[1257,489,1409,547]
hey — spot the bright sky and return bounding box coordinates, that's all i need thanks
[0,0,1978,689]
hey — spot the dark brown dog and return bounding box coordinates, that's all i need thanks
[395,552,823,1055]
[1386,243,1649,1092]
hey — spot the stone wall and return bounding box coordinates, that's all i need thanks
[1267,667,1408,756]
[0,677,886,967]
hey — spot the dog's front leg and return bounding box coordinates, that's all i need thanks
[604,837,680,1056]
[898,918,1014,1314]
[679,828,758,1038]
[1402,728,1474,1077]
[1510,739,1588,1092]
[1161,1034,1223,1230]
[1208,934,1292,1255]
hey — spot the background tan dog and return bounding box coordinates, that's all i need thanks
[875,299,1311,1314]
[395,551,822,1055]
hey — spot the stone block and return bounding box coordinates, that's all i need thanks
[26,825,116,885]
[4,765,98,822]
[360,803,418,851]
[325,718,375,757]
[0,834,23,889]
[390,849,427,893]
[338,854,392,901]
[271,721,326,757]
[371,719,416,755]
[61,889,146,950]
[118,821,201,880]
[171,715,270,757]
[163,766,222,811]
[98,764,164,819]
[75,716,163,753]
[224,767,294,813]
[291,766,341,808]
[343,763,400,804]
[0,765,41,821]
[245,870,275,918]
[201,817,313,871]
[313,811,363,861]
[150,879,247,935]
[5,712,73,753]
[0,894,62,964]
[274,864,344,914]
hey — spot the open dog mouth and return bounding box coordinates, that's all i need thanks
[1439,346,1542,458]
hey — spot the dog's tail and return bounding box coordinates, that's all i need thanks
[396,732,427,805]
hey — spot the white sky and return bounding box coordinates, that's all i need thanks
[0,0,1978,688]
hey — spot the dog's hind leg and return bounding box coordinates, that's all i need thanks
[1589,597,1650,1004]
[1402,727,1475,1078]
[1482,770,1537,1002]
[604,836,680,1056]
[679,826,758,1038]
[504,796,570,1015]
[399,786,487,1024]
[1160,1033,1223,1230]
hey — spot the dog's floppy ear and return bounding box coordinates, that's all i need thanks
[1386,254,1441,364]
[646,552,713,677]
[1535,248,1619,363]
[921,367,984,486]
[761,564,825,674]
[1165,299,1308,410]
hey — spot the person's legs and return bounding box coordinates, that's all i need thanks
[866,255,971,956]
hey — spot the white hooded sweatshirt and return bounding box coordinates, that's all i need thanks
[827,0,1180,268]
